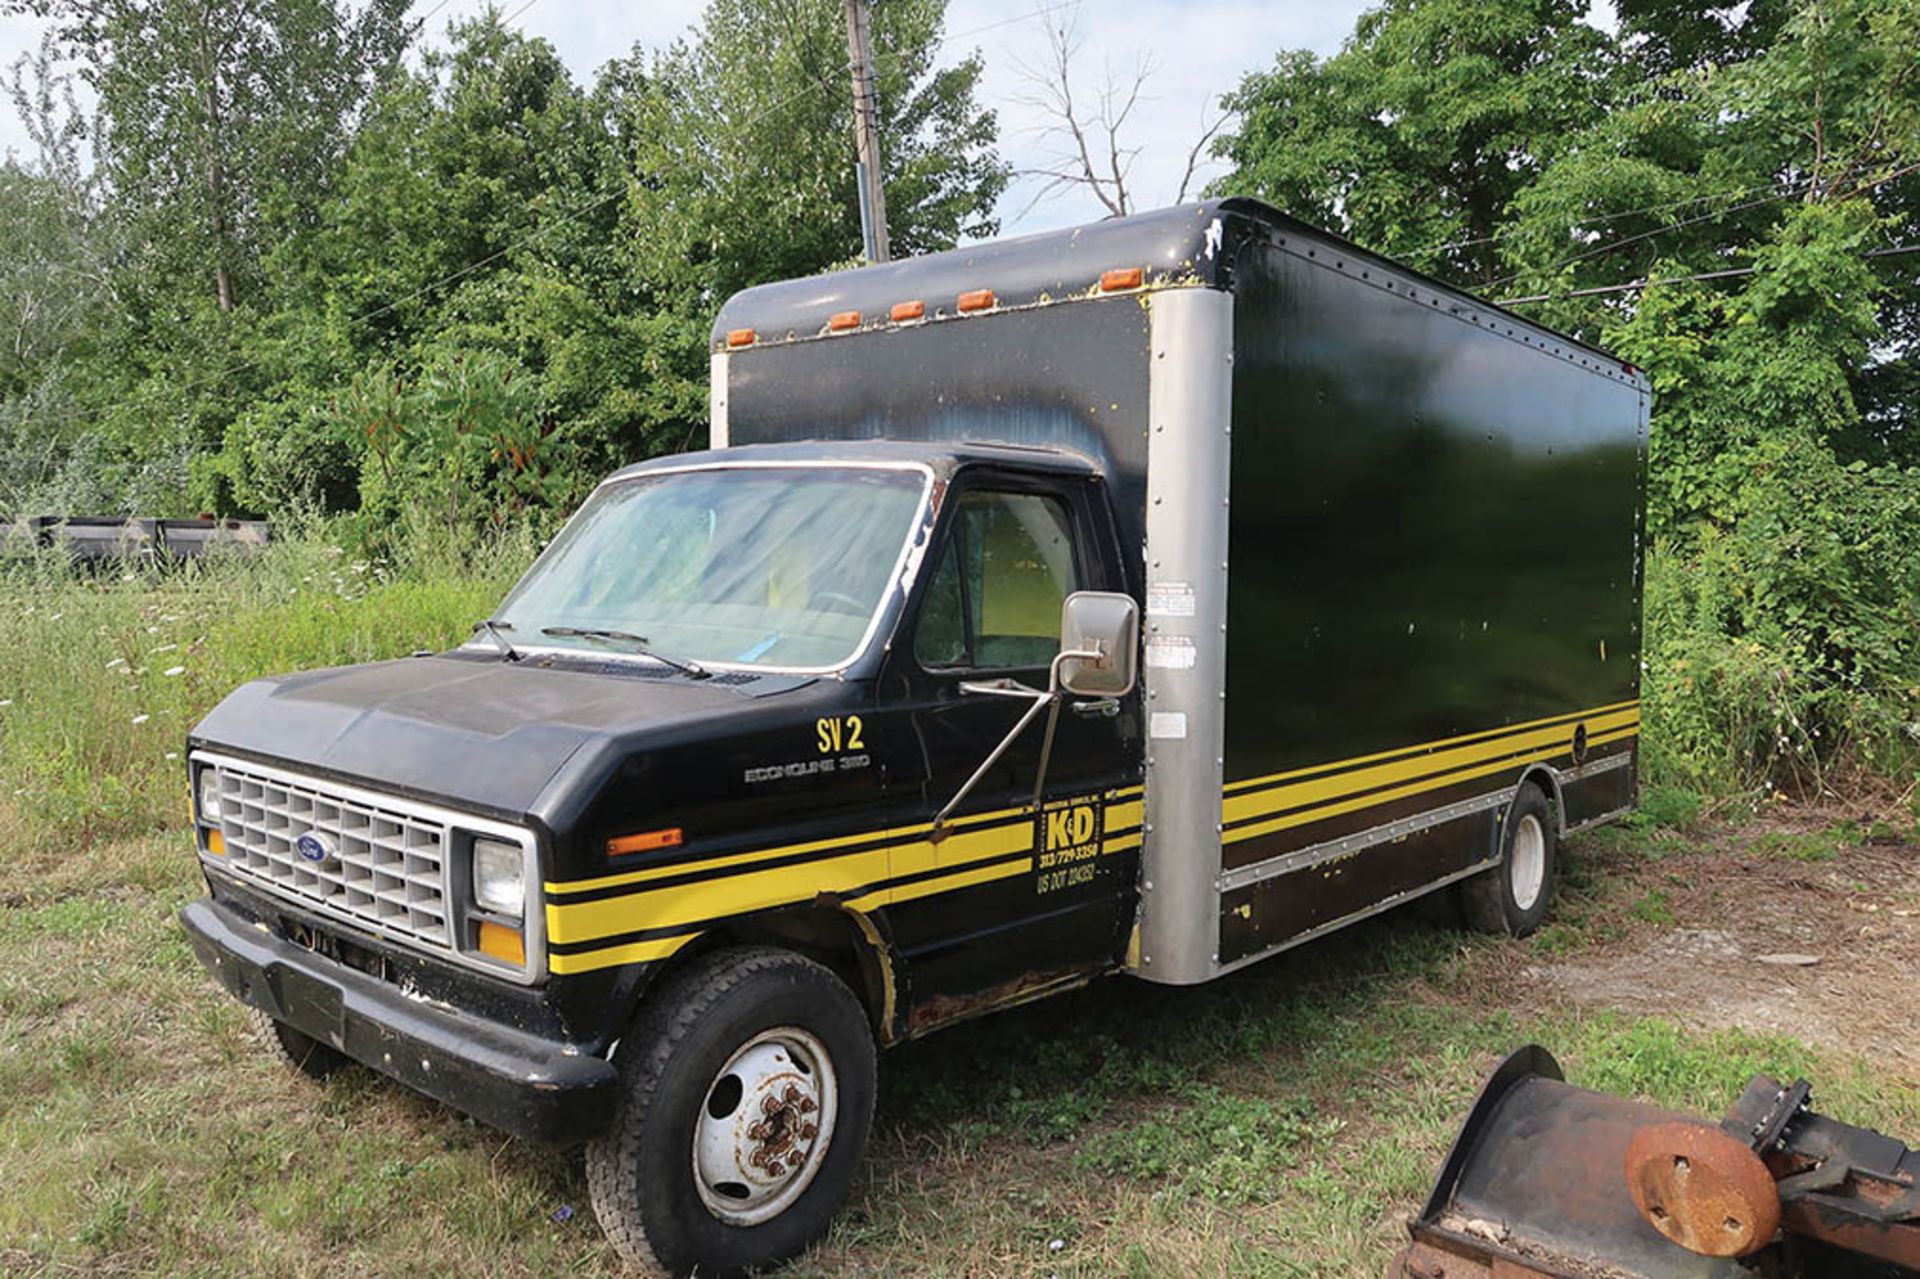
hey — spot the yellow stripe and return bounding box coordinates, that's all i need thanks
[543,706,1635,968]
[1221,704,1638,828]
[1224,722,1639,846]
[549,933,694,974]
[1222,698,1639,797]
[546,817,1034,945]
[877,856,1030,905]
[545,802,1029,897]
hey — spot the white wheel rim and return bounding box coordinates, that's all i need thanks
[691,1026,839,1226]
[1509,812,1547,913]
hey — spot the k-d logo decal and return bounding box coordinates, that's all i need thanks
[1035,797,1104,894]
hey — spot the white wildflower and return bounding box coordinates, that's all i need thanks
[131,713,150,725]
[163,666,186,677]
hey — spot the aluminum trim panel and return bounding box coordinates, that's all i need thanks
[709,350,730,448]
[1132,286,1233,986]
[1218,786,1518,894]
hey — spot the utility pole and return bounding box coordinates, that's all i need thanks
[842,0,891,262]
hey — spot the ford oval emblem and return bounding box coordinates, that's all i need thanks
[295,831,336,864]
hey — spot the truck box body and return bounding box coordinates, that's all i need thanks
[712,197,1648,985]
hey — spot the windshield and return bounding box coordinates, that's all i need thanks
[491,464,929,671]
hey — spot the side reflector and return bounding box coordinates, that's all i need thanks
[828,310,861,332]
[476,920,526,966]
[890,299,925,322]
[957,289,996,313]
[726,328,756,348]
[608,828,684,857]
[1100,267,1145,292]
[206,829,226,856]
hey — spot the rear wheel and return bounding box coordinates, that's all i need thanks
[1463,782,1557,937]
[587,947,876,1278]
[248,1006,348,1079]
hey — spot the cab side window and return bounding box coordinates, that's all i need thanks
[915,489,1081,670]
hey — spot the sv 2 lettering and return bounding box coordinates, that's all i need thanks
[816,715,865,754]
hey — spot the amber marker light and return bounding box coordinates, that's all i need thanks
[725,327,757,348]
[956,288,996,313]
[1100,267,1145,292]
[828,310,861,332]
[206,829,226,856]
[890,299,925,322]
[476,920,526,966]
[608,828,684,857]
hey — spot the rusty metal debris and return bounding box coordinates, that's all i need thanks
[1390,1045,1920,1278]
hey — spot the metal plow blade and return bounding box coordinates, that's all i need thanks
[1392,1046,1920,1279]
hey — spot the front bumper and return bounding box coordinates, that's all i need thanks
[180,896,619,1144]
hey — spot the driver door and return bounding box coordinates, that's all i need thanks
[876,469,1141,1014]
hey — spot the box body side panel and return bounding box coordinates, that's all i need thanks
[1218,235,1645,963]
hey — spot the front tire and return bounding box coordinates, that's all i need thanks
[587,947,877,1278]
[248,1006,348,1079]
[1463,782,1557,937]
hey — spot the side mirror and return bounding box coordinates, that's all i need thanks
[1057,591,1138,697]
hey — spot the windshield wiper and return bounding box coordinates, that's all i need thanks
[540,626,710,679]
[471,618,520,662]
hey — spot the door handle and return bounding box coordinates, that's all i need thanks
[1071,698,1121,718]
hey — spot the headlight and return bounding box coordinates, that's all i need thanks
[472,838,526,918]
[197,768,222,824]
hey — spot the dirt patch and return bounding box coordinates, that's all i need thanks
[1520,833,1920,1082]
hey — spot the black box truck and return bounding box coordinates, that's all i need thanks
[180,198,1647,1275]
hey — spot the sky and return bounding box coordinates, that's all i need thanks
[0,0,1379,237]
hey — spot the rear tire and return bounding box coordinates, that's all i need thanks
[586,947,876,1278]
[1463,782,1557,937]
[248,1006,348,1079]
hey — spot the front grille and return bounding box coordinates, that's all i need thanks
[202,757,452,950]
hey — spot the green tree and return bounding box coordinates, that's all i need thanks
[9,0,412,315]
[1212,0,1621,285]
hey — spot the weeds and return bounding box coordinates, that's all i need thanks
[0,517,540,857]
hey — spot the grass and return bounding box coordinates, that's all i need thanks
[0,520,538,857]
[4,815,1916,1277]
[4,538,1917,1276]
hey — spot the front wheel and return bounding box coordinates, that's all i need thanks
[1463,782,1557,937]
[586,947,877,1278]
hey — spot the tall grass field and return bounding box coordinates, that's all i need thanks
[0,522,541,862]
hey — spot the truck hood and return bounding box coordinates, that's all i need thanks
[189,653,809,817]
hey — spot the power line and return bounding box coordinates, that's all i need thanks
[1497,243,1920,306]
[1482,159,1918,294]
[1412,175,1814,261]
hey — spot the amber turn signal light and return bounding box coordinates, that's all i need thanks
[608,828,684,857]
[1100,267,1145,292]
[476,920,526,966]
[206,829,226,856]
[828,310,861,332]
[957,289,996,313]
[725,328,757,348]
[890,299,925,322]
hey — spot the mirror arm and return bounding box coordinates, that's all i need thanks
[932,648,1109,840]
[932,687,1055,838]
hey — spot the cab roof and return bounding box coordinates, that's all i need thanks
[601,439,1100,486]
